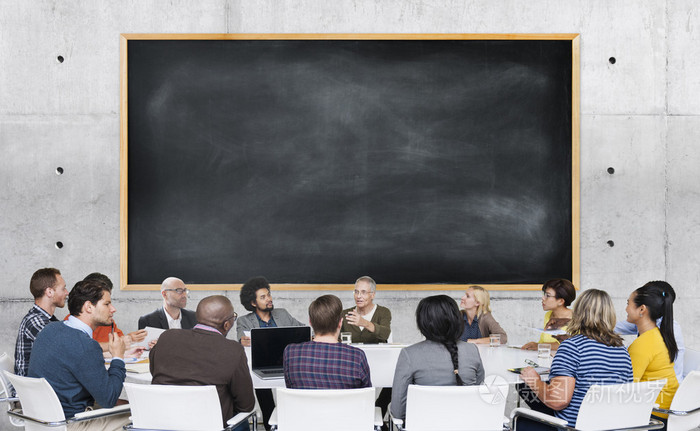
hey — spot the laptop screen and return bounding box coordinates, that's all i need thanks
[251,326,312,369]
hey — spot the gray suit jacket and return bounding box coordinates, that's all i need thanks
[390,339,485,420]
[235,308,304,340]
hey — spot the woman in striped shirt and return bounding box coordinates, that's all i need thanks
[517,289,633,430]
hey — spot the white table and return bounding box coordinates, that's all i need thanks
[125,343,545,387]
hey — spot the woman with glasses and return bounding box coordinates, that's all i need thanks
[521,279,576,351]
[515,289,633,431]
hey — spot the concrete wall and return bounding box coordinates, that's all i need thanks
[2,0,699,367]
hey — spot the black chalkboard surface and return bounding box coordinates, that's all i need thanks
[122,35,579,289]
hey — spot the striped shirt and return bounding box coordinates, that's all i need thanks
[283,341,371,389]
[549,335,633,426]
[14,305,58,376]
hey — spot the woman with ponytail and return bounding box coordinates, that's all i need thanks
[390,295,484,422]
[626,282,679,425]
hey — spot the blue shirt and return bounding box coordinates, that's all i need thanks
[256,314,277,328]
[460,314,481,341]
[549,335,633,426]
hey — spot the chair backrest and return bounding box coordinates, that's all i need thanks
[404,384,508,431]
[124,383,224,431]
[275,387,376,431]
[4,371,66,431]
[574,380,665,431]
[0,353,15,397]
[667,370,700,431]
[683,349,700,378]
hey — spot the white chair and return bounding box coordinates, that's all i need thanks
[653,370,700,431]
[511,380,666,431]
[682,349,700,379]
[390,383,509,431]
[4,371,130,431]
[269,387,382,431]
[124,382,256,431]
[0,353,23,427]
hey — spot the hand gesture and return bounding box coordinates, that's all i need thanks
[108,332,126,359]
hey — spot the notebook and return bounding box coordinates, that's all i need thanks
[251,326,311,380]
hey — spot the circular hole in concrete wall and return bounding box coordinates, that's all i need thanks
[56,167,64,175]
[55,241,64,249]
[607,240,615,247]
[609,57,616,64]
[607,167,615,174]
[57,55,64,63]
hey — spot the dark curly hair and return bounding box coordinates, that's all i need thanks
[240,276,270,312]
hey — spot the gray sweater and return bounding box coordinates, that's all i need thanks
[390,339,484,420]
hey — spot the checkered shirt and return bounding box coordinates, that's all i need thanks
[14,305,58,376]
[283,341,372,389]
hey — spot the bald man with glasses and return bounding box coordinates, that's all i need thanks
[137,277,197,330]
[150,295,254,431]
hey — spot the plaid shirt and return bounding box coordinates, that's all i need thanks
[283,341,371,389]
[14,305,58,376]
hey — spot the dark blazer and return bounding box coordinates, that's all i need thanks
[138,307,197,330]
[150,328,255,426]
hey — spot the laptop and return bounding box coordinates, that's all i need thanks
[251,326,312,380]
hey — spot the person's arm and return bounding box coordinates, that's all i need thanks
[520,370,575,411]
[614,319,638,335]
[230,345,256,413]
[358,351,372,388]
[628,339,651,381]
[137,315,147,330]
[236,315,253,346]
[390,348,413,420]
[471,313,507,344]
[75,334,127,410]
[370,307,392,342]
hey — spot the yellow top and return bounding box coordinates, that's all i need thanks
[628,327,679,416]
[537,310,568,344]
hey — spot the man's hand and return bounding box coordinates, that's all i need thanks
[125,346,146,358]
[127,329,147,343]
[240,336,251,347]
[108,332,126,359]
[521,342,538,351]
[345,310,375,332]
[148,339,158,349]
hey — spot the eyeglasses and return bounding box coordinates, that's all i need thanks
[542,293,556,299]
[525,359,540,367]
[225,312,238,323]
[164,288,189,295]
[354,290,373,297]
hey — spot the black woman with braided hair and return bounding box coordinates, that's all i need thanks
[390,295,485,422]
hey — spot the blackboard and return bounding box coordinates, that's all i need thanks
[120,34,580,290]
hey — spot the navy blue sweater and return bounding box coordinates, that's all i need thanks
[28,321,126,418]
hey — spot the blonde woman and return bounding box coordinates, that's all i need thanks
[459,285,507,344]
[516,289,633,430]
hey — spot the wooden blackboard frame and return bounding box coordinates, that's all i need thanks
[119,33,580,291]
